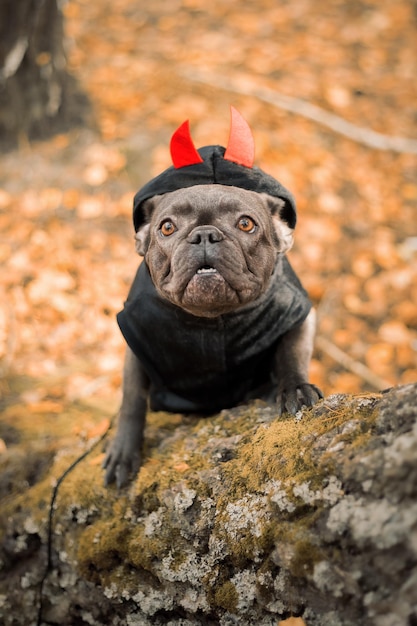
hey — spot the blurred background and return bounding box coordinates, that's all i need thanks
[0,0,416,421]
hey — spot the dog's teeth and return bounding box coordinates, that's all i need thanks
[197,267,217,274]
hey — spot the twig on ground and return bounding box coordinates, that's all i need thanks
[315,334,392,391]
[181,70,417,155]
[0,299,17,376]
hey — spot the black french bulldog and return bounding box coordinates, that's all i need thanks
[104,109,322,487]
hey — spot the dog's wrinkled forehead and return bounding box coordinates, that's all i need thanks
[133,108,297,232]
[150,185,269,225]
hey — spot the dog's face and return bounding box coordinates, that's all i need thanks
[135,184,294,317]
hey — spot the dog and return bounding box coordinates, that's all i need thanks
[104,108,322,487]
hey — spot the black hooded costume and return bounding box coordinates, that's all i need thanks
[117,142,312,414]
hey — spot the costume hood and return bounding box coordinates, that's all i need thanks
[133,107,297,232]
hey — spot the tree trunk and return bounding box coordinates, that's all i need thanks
[0,0,77,147]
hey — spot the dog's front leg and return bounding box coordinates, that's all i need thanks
[274,309,323,415]
[104,347,149,488]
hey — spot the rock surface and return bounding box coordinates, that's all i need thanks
[1,383,416,625]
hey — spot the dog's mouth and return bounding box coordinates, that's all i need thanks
[196,265,218,276]
[179,263,240,316]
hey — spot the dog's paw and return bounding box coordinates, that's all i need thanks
[103,437,142,489]
[276,383,323,416]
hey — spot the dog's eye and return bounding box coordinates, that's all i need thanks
[160,220,177,237]
[237,216,256,233]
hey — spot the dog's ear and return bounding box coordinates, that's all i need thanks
[134,195,163,256]
[260,194,295,253]
[135,224,150,256]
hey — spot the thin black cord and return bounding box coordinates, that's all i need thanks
[36,415,115,626]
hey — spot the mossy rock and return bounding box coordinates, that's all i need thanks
[0,383,416,626]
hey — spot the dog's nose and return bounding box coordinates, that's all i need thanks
[187,225,224,245]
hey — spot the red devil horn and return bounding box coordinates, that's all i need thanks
[224,106,255,168]
[170,120,204,169]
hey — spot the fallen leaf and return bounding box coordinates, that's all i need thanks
[379,321,413,345]
[0,189,11,209]
[86,418,111,439]
[76,196,104,218]
[279,617,307,626]
[365,343,395,379]
[173,462,191,472]
[83,163,109,186]
[89,452,106,466]
[26,401,64,414]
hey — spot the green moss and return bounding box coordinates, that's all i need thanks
[290,538,323,577]
[214,580,239,612]
[126,528,168,571]
[220,395,382,501]
[77,517,131,580]
[272,508,325,580]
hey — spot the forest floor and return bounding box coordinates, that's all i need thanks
[0,0,416,439]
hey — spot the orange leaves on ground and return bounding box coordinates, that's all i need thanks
[82,144,127,187]
[279,617,307,626]
[379,320,414,345]
[0,439,7,454]
[24,400,64,414]
[173,462,191,473]
[365,344,396,383]
[0,0,416,405]
[73,417,112,441]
